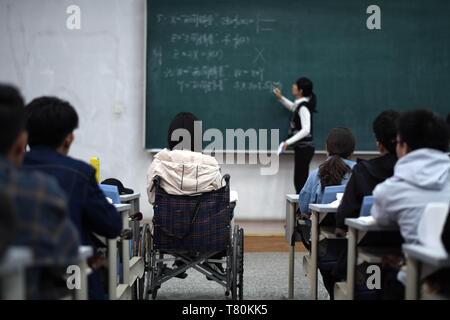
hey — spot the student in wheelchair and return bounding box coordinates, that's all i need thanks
[146,112,243,299]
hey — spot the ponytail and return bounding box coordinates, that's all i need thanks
[318,155,351,192]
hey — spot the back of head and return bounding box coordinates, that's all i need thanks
[25,97,79,149]
[167,112,200,151]
[397,109,449,152]
[318,127,356,192]
[296,77,317,112]
[372,109,401,154]
[0,84,25,155]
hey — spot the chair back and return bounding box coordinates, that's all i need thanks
[99,184,121,204]
[321,185,346,204]
[418,202,450,251]
[359,196,375,217]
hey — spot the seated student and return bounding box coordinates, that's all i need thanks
[0,84,79,299]
[147,112,222,204]
[335,110,399,231]
[298,127,355,299]
[147,112,224,278]
[22,96,123,300]
[298,127,356,216]
[327,110,399,298]
[371,109,450,299]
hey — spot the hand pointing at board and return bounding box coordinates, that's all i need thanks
[273,88,283,100]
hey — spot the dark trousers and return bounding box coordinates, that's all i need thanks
[294,145,315,194]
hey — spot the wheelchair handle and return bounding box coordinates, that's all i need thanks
[129,211,143,221]
[222,174,230,187]
[120,228,133,240]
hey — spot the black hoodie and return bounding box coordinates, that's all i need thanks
[335,153,397,229]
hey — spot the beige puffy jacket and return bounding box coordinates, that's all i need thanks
[147,149,223,204]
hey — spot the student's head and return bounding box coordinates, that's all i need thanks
[372,109,400,155]
[396,109,449,159]
[167,112,200,152]
[293,77,317,112]
[25,96,79,155]
[0,84,27,167]
[325,127,356,158]
[318,127,355,192]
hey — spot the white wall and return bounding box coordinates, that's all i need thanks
[0,0,379,221]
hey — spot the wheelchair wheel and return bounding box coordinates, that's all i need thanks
[137,224,152,300]
[231,225,244,300]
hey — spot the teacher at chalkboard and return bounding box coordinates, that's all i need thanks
[273,77,317,193]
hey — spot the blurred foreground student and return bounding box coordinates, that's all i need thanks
[0,190,16,260]
[371,109,450,299]
[0,84,79,299]
[22,96,123,300]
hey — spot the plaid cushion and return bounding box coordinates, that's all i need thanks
[153,185,231,252]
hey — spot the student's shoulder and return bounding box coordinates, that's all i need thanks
[63,156,96,180]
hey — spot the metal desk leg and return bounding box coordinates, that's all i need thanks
[347,227,357,300]
[108,238,117,300]
[1,268,26,300]
[311,210,319,300]
[75,258,89,300]
[121,212,130,286]
[287,200,296,300]
[405,256,421,300]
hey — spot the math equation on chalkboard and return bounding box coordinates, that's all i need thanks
[150,13,283,94]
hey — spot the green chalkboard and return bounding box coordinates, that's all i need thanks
[145,0,450,151]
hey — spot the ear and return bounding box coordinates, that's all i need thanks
[8,131,28,166]
[376,140,386,154]
[65,133,75,149]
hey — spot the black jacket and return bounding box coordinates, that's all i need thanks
[443,209,450,254]
[335,153,397,228]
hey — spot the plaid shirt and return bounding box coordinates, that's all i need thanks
[0,156,79,299]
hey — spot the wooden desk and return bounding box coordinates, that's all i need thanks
[308,203,338,300]
[403,244,450,300]
[0,247,32,300]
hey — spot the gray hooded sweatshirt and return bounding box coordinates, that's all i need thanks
[371,148,450,245]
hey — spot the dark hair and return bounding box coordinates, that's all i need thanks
[167,112,200,151]
[396,109,449,152]
[318,127,356,192]
[296,77,317,113]
[446,113,450,129]
[25,96,79,149]
[372,109,401,154]
[0,84,26,155]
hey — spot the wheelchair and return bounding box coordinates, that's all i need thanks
[138,174,244,300]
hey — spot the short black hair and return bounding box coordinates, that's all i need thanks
[372,109,400,154]
[167,112,200,151]
[397,109,449,152]
[0,84,25,155]
[25,96,79,149]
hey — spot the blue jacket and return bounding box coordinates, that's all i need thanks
[22,146,123,300]
[299,157,356,214]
